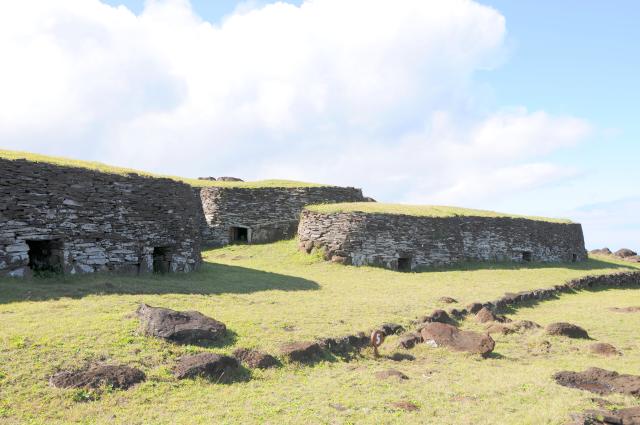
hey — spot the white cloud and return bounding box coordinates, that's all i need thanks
[0,0,591,206]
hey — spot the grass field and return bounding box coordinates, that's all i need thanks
[0,242,638,424]
[0,149,326,189]
[305,202,572,223]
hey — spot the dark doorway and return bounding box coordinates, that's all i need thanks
[522,251,532,262]
[153,247,172,274]
[230,226,249,243]
[27,239,64,274]
[572,253,578,262]
[397,257,412,271]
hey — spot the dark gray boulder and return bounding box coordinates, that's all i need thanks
[174,353,239,380]
[136,304,227,345]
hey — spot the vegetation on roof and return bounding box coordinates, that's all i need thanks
[305,202,573,224]
[0,149,327,188]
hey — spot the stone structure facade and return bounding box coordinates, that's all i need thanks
[0,158,204,278]
[298,210,587,271]
[199,186,365,246]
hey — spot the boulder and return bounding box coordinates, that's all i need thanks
[474,307,509,324]
[614,248,637,258]
[419,322,495,356]
[467,302,484,314]
[511,320,542,332]
[553,368,640,397]
[217,177,243,182]
[197,177,217,181]
[589,248,612,256]
[387,353,415,362]
[546,322,590,339]
[136,304,226,345]
[374,369,408,380]
[438,297,458,304]
[379,323,405,336]
[397,332,423,349]
[173,353,239,380]
[49,364,145,390]
[486,320,541,335]
[279,341,323,363]
[233,348,278,369]
[568,407,640,425]
[588,343,621,357]
[417,309,453,325]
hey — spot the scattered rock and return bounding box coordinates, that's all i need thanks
[511,320,542,332]
[438,297,458,304]
[388,401,420,411]
[374,369,409,380]
[569,407,640,425]
[136,304,227,345]
[589,343,622,357]
[417,309,453,325]
[553,368,640,397]
[589,248,612,256]
[379,323,405,336]
[467,302,484,314]
[397,333,423,349]
[319,333,370,356]
[609,306,640,313]
[614,248,637,258]
[329,403,348,412]
[546,322,590,339]
[173,353,239,380]
[279,341,323,363]
[447,308,467,319]
[49,364,145,390]
[474,307,510,324]
[419,322,495,356]
[217,177,244,182]
[233,348,278,369]
[485,323,515,335]
[387,353,415,362]
[589,398,614,409]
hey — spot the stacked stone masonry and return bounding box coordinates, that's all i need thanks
[298,210,587,270]
[199,186,365,246]
[0,158,204,278]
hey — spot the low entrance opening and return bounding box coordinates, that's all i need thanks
[230,226,249,244]
[522,251,532,262]
[397,257,412,272]
[153,247,172,274]
[572,253,578,262]
[27,239,64,275]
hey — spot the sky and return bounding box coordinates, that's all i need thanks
[0,0,638,251]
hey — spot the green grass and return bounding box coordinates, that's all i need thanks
[306,202,573,223]
[0,149,327,189]
[0,241,638,424]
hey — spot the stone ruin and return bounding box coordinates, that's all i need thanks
[0,157,204,278]
[298,209,587,271]
[198,186,366,246]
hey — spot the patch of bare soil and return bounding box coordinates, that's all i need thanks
[553,368,640,397]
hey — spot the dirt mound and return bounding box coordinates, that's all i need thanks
[136,304,227,345]
[173,353,239,380]
[388,401,420,411]
[438,297,458,304]
[615,248,637,258]
[546,322,590,339]
[318,333,369,356]
[374,369,408,380]
[420,322,495,356]
[609,306,640,313]
[279,341,323,363]
[233,348,278,369]
[50,364,145,390]
[589,343,621,357]
[553,368,640,397]
[569,407,640,424]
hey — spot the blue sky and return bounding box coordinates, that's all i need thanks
[2,0,638,250]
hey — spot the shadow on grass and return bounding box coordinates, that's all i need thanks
[413,258,632,274]
[0,262,319,304]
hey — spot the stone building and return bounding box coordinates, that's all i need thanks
[298,205,587,271]
[0,158,204,278]
[199,186,365,246]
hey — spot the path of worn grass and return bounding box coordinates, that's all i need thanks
[0,242,637,424]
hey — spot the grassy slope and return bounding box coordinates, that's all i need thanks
[0,243,638,424]
[0,149,326,188]
[306,202,573,224]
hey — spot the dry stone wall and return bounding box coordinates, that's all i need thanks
[199,186,365,246]
[298,210,587,270]
[0,158,204,278]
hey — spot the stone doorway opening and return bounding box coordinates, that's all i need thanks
[153,247,172,274]
[397,257,412,271]
[522,251,532,262]
[27,239,64,274]
[229,226,249,244]
[572,253,578,262]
